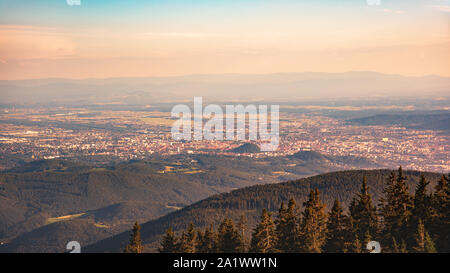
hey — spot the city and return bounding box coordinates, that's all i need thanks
[1,106,448,173]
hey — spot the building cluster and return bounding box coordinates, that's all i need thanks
[0,108,448,173]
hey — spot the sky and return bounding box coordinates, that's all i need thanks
[0,0,449,80]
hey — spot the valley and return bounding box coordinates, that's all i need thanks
[0,151,381,252]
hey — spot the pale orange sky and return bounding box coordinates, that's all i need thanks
[0,0,449,80]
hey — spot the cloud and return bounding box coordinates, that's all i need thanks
[0,25,76,60]
[431,5,450,12]
[142,32,225,38]
[383,8,406,14]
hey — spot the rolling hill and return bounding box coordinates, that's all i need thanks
[83,169,443,253]
[0,151,382,252]
[0,219,116,253]
[230,143,261,154]
[348,112,450,131]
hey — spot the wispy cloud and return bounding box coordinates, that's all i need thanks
[430,5,450,12]
[0,25,77,60]
[142,32,225,38]
[383,9,406,14]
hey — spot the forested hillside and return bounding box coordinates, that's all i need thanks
[156,168,449,253]
[0,152,379,252]
[85,169,445,253]
[348,112,450,131]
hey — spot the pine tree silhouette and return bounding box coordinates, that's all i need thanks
[159,227,178,253]
[350,177,378,244]
[324,199,348,253]
[250,209,277,253]
[275,198,300,252]
[217,218,241,253]
[299,189,327,253]
[124,221,143,253]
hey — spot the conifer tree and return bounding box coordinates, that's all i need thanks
[124,221,143,253]
[431,175,450,252]
[275,202,288,252]
[177,230,189,252]
[197,224,218,253]
[196,229,205,252]
[424,231,437,253]
[299,189,327,253]
[363,230,372,253]
[380,167,413,249]
[413,176,433,227]
[379,171,396,250]
[159,227,178,253]
[178,222,197,253]
[237,215,248,253]
[217,218,242,253]
[344,216,360,253]
[413,218,425,253]
[250,209,277,253]
[275,198,299,252]
[380,171,396,207]
[351,233,362,253]
[324,199,348,253]
[350,177,378,243]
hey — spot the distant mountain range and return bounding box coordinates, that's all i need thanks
[1,72,449,105]
[348,112,450,131]
[0,152,382,252]
[83,169,443,253]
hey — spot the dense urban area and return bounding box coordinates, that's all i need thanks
[0,107,448,173]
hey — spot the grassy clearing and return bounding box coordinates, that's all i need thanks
[182,170,204,174]
[139,117,174,126]
[166,205,183,210]
[157,166,174,173]
[89,167,107,172]
[158,165,203,174]
[46,213,86,224]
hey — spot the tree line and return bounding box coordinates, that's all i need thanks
[125,167,449,253]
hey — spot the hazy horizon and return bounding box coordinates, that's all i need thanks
[1,71,449,105]
[1,70,450,82]
[1,0,449,80]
